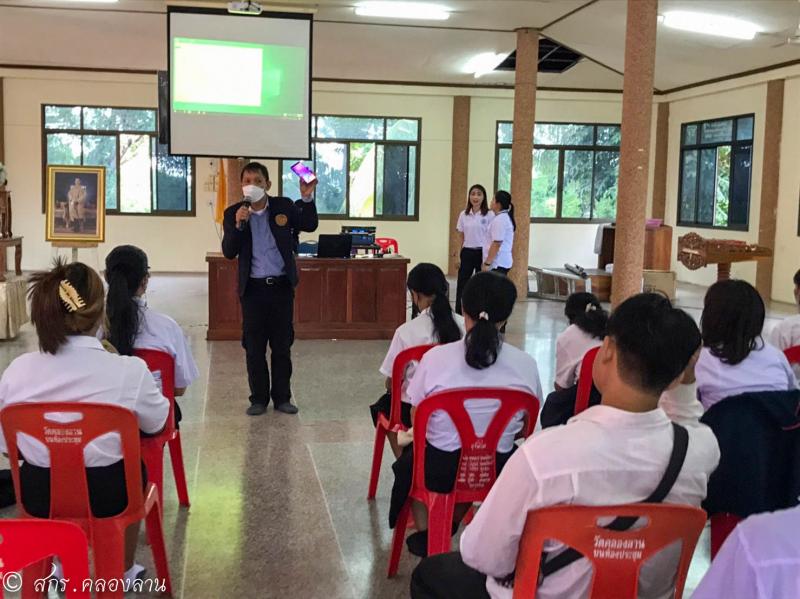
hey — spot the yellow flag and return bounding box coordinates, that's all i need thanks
[214,159,227,224]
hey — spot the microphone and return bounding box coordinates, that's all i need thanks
[236,197,253,231]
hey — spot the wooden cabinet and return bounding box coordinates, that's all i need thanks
[206,253,409,340]
[597,225,672,271]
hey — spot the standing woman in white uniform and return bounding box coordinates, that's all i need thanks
[482,190,515,275]
[0,260,169,582]
[105,245,199,425]
[455,184,494,314]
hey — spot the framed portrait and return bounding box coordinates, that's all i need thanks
[46,165,106,243]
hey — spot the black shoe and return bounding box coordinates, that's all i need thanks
[406,531,427,557]
[274,402,299,415]
[246,403,268,416]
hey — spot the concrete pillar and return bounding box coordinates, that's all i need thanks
[509,29,538,299]
[0,78,5,163]
[651,102,669,221]
[755,79,784,300]
[448,96,471,276]
[611,0,658,306]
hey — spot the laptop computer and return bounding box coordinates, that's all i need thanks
[316,234,353,258]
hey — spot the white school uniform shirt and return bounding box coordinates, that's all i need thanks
[486,211,514,270]
[695,344,798,410]
[460,405,721,599]
[657,383,704,426]
[133,297,200,389]
[767,314,800,379]
[379,308,465,404]
[554,324,603,389]
[406,339,543,453]
[457,209,495,249]
[0,336,169,467]
[692,506,800,599]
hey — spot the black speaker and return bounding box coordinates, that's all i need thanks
[157,70,169,146]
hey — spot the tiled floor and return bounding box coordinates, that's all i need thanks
[0,274,796,598]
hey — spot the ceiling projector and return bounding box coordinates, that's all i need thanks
[227,1,263,15]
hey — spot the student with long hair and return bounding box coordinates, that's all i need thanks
[371,263,464,457]
[389,272,542,557]
[696,279,797,410]
[455,184,494,315]
[0,260,168,583]
[767,268,800,377]
[482,190,516,275]
[554,292,608,390]
[105,245,199,415]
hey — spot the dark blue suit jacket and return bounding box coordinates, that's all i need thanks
[221,196,319,296]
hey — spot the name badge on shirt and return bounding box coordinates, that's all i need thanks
[275,214,288,227]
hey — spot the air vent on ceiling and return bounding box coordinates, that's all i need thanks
[495,37,583,74]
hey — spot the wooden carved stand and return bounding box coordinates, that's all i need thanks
[677,232,772,281]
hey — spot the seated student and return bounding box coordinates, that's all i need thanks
[0,260,168,583]
[692,505,800,599]
[696,279,798,410]
[767,268,800,373]
[554,292,607,390]
[390,272,543,557]
[105,245,199,424]
[410,293,720,599]
[370,263,464,457]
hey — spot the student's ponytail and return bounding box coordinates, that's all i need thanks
[564,292,608,339]
[494,190,516,231]
[462,272,517,369]
[105,245,149,356]
[407,263,462,344]
[29,259,105,354]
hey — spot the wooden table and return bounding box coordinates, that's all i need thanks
[206,253,409,340]
[529,267,611,302]
[0,237,22,283]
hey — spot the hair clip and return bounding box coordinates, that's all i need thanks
[59,280,85,313]
[585,303,598,313]
[478,311,490,321]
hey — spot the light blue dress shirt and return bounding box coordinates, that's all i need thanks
[249,207,285,278]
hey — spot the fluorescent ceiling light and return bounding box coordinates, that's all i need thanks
[50,0,119,2]
[660,11,759,40]
[355,2,449,20]
[464,52,507,78]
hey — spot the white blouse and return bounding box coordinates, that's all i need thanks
[457,209,495,249]
[0,336,169,467]
[554,324,602,389]
[486,211,514,270]
[407,338,543,452]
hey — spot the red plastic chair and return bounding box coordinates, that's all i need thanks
[574,346,600,415]
[368,344,436,500]
[375,237,399,255]
[0,519,90,598]
[710,513,742,559]
[1,403,172,598]
[513,504,707,598]
[135,349,190,508]
[388,387,540,576]
[785,345,800,365]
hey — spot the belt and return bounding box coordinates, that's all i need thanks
[251,275,289,286]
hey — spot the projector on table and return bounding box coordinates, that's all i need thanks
[227,1,262,15]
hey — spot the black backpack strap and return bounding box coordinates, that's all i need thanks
[537,422,689,580]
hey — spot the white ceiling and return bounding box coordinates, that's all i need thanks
[1,0,800,91]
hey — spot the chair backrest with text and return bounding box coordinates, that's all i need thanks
[133,349,176,434]
[0,402,146,521]
[575,346,600,415]
[376,237,399,254]
[512,504,706,599]
[389,344,436,428]
[785,345,800,366]
[411,388,539,504]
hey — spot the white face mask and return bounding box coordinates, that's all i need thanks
[242,184,266,203]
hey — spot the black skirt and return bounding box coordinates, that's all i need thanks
[20,459,147,519]
[389,443,515,528]
[370,392,412,428]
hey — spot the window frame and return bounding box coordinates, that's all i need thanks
[277,114,422,222]
[676,113,754,232]
[494,120,621,224]
[41,103,197,217]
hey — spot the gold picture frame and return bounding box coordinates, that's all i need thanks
[46,165,106,243]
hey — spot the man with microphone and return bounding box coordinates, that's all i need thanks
[222,162,318,415]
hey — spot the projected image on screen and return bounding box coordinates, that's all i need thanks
[172,37,306,119]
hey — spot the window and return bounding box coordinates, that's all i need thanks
[278,116,420,220]
[495,122,620,222]
[678,115,754,230]
[43,105,194,215]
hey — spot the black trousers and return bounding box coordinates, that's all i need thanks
[241,278,295,407]
[455,248,484,315]
[492,267,510,275]
[411,551,490,599]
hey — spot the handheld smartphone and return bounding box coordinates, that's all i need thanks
[290,161,317,184]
